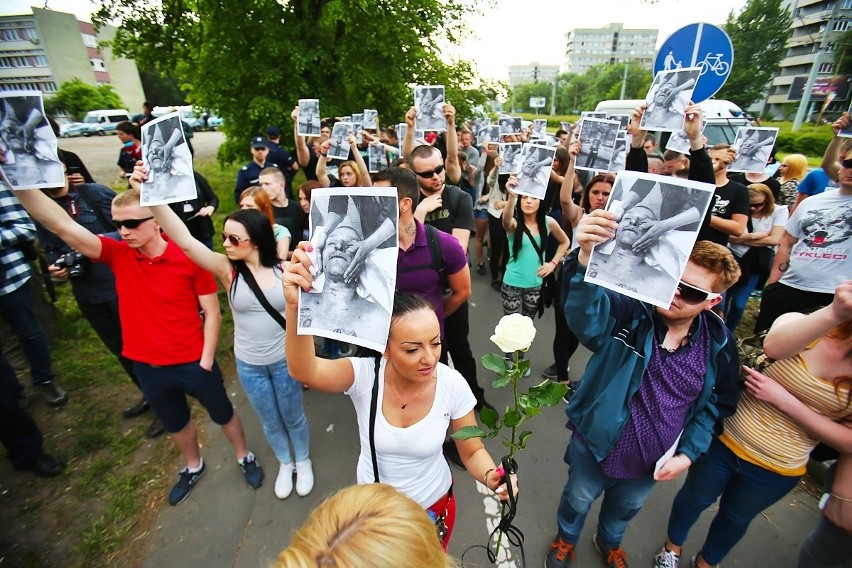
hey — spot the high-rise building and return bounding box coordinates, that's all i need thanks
[508,62,560,87]
[0,8,144,114]
[562,23,658,75]
[761,0,852,119]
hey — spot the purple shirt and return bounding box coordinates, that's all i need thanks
[599,312,709,479]
[396,220,467,337]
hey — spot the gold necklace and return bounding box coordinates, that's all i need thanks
[386,374,434,410]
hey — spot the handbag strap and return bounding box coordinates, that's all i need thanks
[523,223,545,263]
[369,355,381,483]
[235,263,287,329]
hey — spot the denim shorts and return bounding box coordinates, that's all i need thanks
[133,360,234,433]
[474,208,489,220]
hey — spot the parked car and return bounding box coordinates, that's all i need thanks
[208,115,224,130]
[82,109,132,135]
[61,122,104,137]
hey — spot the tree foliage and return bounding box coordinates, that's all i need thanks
[833,27,852,75]
[717,0,792,109]
[95,0,501,163]
[49,79,124,120]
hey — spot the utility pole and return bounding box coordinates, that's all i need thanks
[793,4,838,131]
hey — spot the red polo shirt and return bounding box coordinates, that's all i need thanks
[96,236,218,365]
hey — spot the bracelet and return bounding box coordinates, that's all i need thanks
[831,492,852,503]
[549,259,559,266]
[483,468,495,485]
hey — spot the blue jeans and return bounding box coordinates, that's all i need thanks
[666,438,799,565]
[724,273,760,332]
[556,436,657,548]
[0,282,54,386]
[235,357,310,465]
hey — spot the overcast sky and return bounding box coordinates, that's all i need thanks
[7,0,748,80]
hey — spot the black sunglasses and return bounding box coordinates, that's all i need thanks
[842,158,852,169]
[677,280,721,303]
[112,217,154,229]
[222,232,251,246]
[413,164,445,179]
[749,201,766,209]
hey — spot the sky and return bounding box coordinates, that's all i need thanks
[7,0,747,81]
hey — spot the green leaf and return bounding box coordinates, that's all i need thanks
[518,430,533,449]
[524,406,542,418]
[502,440,514,448]
[504,409,522,427]
[482,353,509,374]
[517,359,531,377]
[451,425,486,440]
[491,374,512,389]
[480,405,498,429]
[537,381,570,406]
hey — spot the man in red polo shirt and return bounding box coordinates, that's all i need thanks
[12,186,264,506]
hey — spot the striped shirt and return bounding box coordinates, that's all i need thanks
[720,353,852,476]
[0,181,36,296]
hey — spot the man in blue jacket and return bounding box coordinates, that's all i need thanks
[545,210,742,568]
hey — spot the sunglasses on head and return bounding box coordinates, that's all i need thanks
[222,232,251,246]
[842,158,852,169]
[677,280,721,303]
[413,164,445,179]
[112,217,154,230]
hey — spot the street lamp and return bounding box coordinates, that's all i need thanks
[620,50,636,100]
[550,77,565,116]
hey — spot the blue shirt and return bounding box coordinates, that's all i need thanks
[797,168,834,197]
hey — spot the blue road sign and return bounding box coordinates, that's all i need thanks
[653,23,734,103]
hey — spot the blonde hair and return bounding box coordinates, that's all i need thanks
[273,484,457,568]
[781,154,807,182]
[747,183,776,216]
[338,161,362,187]
[112,188,141,208]
[690,241,741,292]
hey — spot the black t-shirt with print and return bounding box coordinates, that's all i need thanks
[697,180,749,246]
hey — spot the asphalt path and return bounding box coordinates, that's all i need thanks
[59,135,823,567]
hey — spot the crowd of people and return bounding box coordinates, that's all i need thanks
[0,95,850,568]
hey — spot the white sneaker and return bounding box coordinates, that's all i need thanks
[275,462,294,499]
[295,458,314,497]
[653,545,680,568]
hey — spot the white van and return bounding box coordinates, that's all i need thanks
[82,109,132,135]
[594,99,752,147]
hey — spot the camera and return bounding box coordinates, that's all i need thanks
[54,251,87,279]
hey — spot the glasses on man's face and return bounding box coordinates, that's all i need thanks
[413,164,445,179]
[112,217,154,230]
[222,233,251,246]
[677,280,721,304]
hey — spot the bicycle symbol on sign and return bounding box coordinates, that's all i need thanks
[698,53,730,77]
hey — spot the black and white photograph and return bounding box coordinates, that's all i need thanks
[414,85,447,131]
[576,117,620,172]
[297,99,321,137]
[301,187,399,352]
[478,125,501,144]
[353,121,364,144]
[664,120,706,155]
[328,122,353,160]
[396,123,407,146]
[363,109,378,130]
[608,131,631,172]
[351,113,364,128]
[586,171,715,308]
[640,67,701,132]
[580,112,608,121]
[532,119,548,139]
[560,121,572,132]
[368,143,386,173]
[341,115,352,123]
[498,116,523,136]
[140,112,195,206]
[729,127,779,173]
[514,144,556,200]
[840,102,852,137]
[0,91,63,189]
[498,142,523,174]
[607,114,631,130]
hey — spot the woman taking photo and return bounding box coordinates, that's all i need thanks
[282,251,517,549]
[724,183,788,332]
[143,169,314,501]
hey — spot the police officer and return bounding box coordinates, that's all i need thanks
[234,136,280,203]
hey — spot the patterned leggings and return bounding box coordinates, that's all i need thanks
[501,283,541,318]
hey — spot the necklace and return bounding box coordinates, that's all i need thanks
[386,374,434,410]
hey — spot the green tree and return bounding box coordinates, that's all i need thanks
[510,82,552,113]
[51,78,124,119]
[95,0,498,163]
[717,0,792,109]
[833,27,852,75]
[138,66,186,107]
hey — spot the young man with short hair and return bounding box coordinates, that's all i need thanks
[259,167,301,252]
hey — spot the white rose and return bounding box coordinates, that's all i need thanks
[490,313,537,353]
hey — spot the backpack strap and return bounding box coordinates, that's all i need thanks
[397,224,447,289]
[369,355,381,483]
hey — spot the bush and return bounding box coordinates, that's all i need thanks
[774,129,834,155]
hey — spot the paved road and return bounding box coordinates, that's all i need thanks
[58,130,225,186]
[137,271,822,568]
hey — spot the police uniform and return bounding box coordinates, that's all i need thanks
[233,160,279,204]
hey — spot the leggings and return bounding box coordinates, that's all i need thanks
[488,215,508,282]
[502,283,541,318]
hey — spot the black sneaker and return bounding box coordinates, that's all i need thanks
[122,398,150,419]
[169,462,206,506]
[240,453,264,489]
[34,381,68,407]
[545,535,576,567]
[476,263,486,275]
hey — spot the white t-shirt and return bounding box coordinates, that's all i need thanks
[345,357,476,507]
[781,189,852,293]
[728,204,789,258]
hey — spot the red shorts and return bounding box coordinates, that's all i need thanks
[427,485,456,550]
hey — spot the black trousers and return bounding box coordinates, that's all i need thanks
[552,265,580,381]
[440,301,484,405]
[754,282,834,333]
[77,297,140,389]
[0,355,44,467]
[487,215,508,283]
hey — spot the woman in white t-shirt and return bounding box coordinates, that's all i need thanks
[283,251,518,549]
[724,183,789,331]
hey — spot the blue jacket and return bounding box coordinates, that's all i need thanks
[561,252,740,464]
